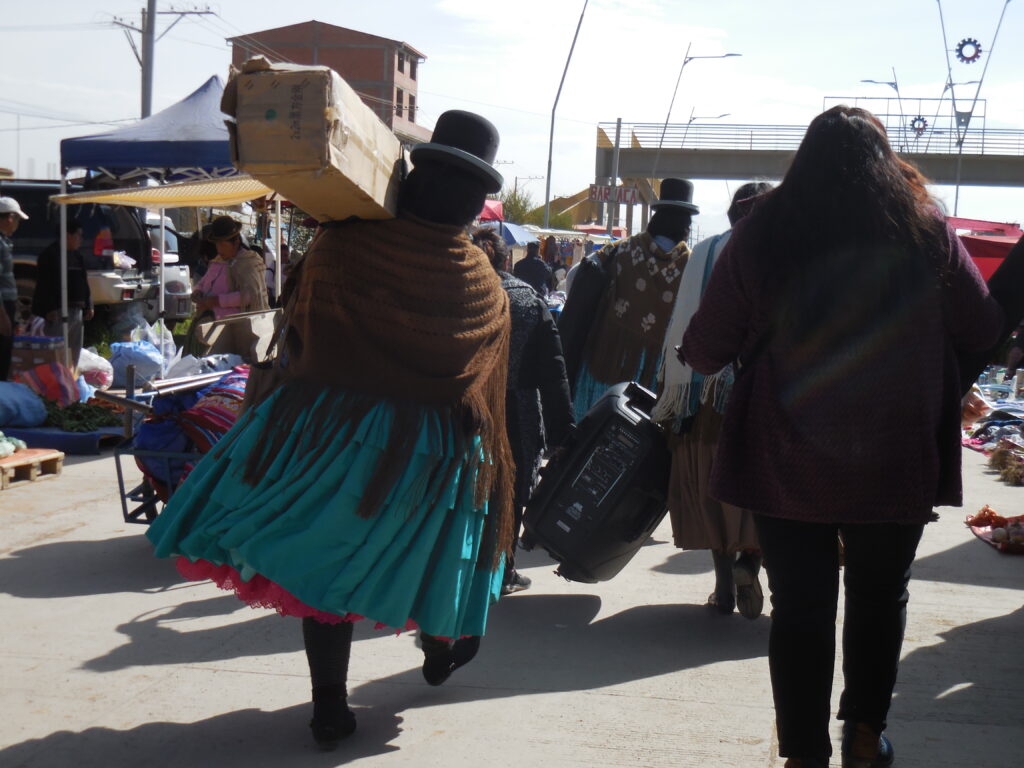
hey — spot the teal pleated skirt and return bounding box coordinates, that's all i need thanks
[146,385,505,639]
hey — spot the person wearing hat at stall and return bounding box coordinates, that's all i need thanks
[0,196,29,380]
[560,177,699,419]
[191,215,269,322]
[146,110,516,749]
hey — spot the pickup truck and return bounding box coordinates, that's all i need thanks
[0,179,189,325]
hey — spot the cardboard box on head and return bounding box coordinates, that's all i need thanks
[222,57,408,222]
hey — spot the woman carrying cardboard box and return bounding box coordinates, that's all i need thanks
[147,111,514,749]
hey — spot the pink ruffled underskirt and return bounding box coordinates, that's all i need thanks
[175,557,420,633]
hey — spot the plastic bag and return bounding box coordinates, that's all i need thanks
[76,375,97,403]
[77,347,114,390]
[166,354,203,379]
[133,319,177,370]
[110,340,164,387]
[112,251,136,270]
[110,302,149,340]
[198,353,244,373]
[0,382,48,427]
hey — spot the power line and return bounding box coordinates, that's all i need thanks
[0,118,135,133]
[199,12,296,65]
[0,22,110,32]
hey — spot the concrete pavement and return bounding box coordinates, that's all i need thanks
[0,447,1021,767]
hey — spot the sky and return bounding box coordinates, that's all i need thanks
[1,0,1022,235]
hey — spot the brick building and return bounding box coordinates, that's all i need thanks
[228,20,431,144]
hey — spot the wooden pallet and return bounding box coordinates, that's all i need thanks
[0,449,65,491]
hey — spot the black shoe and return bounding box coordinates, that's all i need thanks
[421,633,455,686]
[501,571,532,595]
[421,633,481,686]
[309,685,356,750]
[841,722,895,767]
[705,590,735,614]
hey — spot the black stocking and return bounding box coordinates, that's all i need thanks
[711,549,737,611]
[302,618,356,745]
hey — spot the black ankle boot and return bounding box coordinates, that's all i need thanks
[421,633,456,686]
[309,684,356,749]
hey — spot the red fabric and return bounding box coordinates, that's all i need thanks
[14,363,78,407]
[959,234,1020,281]
[574,223,625,238]
[479,199,504,221]
[175,557,422,633]
[946,217,1023,237]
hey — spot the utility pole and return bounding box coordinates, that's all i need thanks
[113,3,214,118]
[141,0,156,118]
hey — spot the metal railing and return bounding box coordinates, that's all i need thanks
[599,122,1024,157]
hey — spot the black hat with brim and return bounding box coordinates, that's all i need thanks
[206,215,242,241]
[411,110,504,193]
[651,177,700,214]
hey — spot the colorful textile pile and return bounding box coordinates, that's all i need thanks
[133,366,250,501]
[14,363,78,407]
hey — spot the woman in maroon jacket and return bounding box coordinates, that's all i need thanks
[681,106,1001,768]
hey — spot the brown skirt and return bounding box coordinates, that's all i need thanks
[667,404,759,553]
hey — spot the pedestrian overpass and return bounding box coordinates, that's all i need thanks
[593,98,1024,230]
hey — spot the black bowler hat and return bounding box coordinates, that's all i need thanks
[651,178,699,214]
[411,110,504,193]
[206,215,242,241]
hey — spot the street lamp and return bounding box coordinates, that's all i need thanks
[943,79,980,94]
[651,45,741,177]
[860,68,907,149]
[543,0,589,229]
[680,110,730,147]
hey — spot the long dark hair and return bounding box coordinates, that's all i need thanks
[752,106,947,337]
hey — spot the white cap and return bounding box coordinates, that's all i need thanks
[0,196,28,220]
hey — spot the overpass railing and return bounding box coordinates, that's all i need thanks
[600,122,1024,157]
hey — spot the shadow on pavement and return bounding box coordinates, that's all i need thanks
[0,535,180,597]
[81,595,301,672]
[892,605,1023,766]
[0,704,401,768]
[913,537,1024,591]
[649,548,715,576]
[352,593,768,708]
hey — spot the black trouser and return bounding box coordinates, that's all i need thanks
[0,300,15,381]
[754,513,924,759]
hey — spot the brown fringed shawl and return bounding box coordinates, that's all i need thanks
[242,215,514,569]
[584,231,690,386]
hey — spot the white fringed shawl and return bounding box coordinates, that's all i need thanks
[652,230,733,425]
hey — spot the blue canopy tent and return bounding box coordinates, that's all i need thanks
[483,220,538,247]
[56,76,239,371]
[60,75,235,182]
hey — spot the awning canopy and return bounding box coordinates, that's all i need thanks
[483,220,538,246]
[960,234,1022,281]
[479,199,504,221]
[60,76,234,179]
[49,175,276,210]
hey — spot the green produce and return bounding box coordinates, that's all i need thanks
[41,399,122,433]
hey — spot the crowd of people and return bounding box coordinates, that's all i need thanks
[0,104,1000,767]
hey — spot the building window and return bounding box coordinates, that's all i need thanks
[397,52,405,74]
[395,88,404,118]
[409,58,417,81]
[408,94,416,123]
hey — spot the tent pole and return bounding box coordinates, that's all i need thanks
[274,198,282,301]
[59,175,69,372]
[158,206,166,377]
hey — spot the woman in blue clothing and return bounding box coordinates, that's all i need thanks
[146,111,514,749]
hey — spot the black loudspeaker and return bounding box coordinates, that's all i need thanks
[522,382,671,583]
